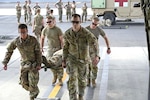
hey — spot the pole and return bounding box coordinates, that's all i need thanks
[141,0,150,100]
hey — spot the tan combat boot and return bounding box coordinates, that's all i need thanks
[58,79,63,86]
[87,79,90,86]
[92,79,96,87]
[79,95,83,100]
[52,75,57,84]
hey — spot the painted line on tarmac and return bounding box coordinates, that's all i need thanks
[99,48,110,100]
[48,72,68,98]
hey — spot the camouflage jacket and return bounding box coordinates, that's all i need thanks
[2,35,42,66]
[63,27,99,63]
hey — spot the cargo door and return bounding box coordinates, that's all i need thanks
[114,0,130,17]
[92,0,106,8]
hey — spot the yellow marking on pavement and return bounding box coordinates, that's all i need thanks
[48,72,68,98]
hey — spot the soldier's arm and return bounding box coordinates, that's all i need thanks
[2,40,17,66]
[58,28,64,48]
[98,27,111,53]
[32,17,35,32]
[42,17,44,27]
[103,36,111,54]
[64,4,67,9]
[88,30,99,57]
[62,34,69,67]
[40,29,46,52]
[59,35,63,49]
[55,2,58,8]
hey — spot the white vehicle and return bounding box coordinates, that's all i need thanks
[91,0,143,25]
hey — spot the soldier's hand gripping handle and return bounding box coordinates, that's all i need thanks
[36,66,41,70]
[3,65,7,70]
[93,56,100,65]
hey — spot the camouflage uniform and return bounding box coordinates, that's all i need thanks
[2,35,42,100]
[55,1,63,22]
[23,2,28,23]
[15,3,22,23]
[27,4,32,25]
[63,27,99,100]
[64,2,72,21]
[33,10,44,42]
[86,26,105,84]
[41,25,63,84]
[47,49,63,79]
[81,4,87,22]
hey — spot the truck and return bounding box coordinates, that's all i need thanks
[91,0,143,25]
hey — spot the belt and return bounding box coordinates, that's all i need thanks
[21,61,36,69]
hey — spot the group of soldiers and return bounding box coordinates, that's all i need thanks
[2,15,111,100]
[55,0,87,22]
[15,0,32,25]
[3,1,111,100]
[15,0,88,25]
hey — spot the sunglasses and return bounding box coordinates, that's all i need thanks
[92,22,98,26]
[71,21,80,24]
[19,31,27,34]
[47,21,52,23]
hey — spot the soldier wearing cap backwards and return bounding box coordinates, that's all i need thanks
[62,14,100,100]
[2,24,42,100]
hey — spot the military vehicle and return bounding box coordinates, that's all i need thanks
[91,0,143,25]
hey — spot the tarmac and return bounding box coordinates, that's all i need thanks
[0,3,149,100]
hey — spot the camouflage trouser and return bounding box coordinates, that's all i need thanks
[27,12,32,25]
[17,13,21,23]
[46,48,63,79]
[58,8,63,21]
[24,13,28,23]
[19,62,39,99]
[66,60,88,100]
[82,12,87,22]
[87,63,98,80]
[66,11,71,21]
[72,9,76,15]
[51,66,63,79]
